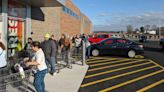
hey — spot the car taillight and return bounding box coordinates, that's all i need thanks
[139,45,143,48]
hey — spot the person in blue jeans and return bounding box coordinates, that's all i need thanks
[26,41,47,92]
[40,34,57,76]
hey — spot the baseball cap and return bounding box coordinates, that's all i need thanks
[45,33,50,38]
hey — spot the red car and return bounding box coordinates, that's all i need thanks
[88,34,110,44]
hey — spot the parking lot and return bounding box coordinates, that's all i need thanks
[79,56,164,92]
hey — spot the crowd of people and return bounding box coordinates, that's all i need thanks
[0,33,91,92]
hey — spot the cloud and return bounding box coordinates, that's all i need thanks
[94,12,164,31]
[97,13,111,17]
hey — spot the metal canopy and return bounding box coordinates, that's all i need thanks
[19,0,63,7]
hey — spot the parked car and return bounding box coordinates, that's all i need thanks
[88,34,110,44]
[139,35,147,42]
[91,38,144,58]
[160,38,164,49]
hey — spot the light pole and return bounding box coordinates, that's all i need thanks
[158,19,161,39]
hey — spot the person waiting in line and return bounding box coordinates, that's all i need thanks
[59,34,66,60]
[0,42,7,92]
[24,37,33,58]
[62,34,71,67]
[75,35,82,55]
[85,35,91,59]
[50,35,58,62]
[0,42,7,68]
[40,34,57,76]
[26,41,47,92]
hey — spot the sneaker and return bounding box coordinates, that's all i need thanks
[50,72,57,76]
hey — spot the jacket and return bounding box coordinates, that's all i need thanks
[41,39,56,61]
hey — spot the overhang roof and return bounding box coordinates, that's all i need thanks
[19,0,63,7]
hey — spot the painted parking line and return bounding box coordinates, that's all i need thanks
[81,65,157,88]
[135,55,145,59]
[86,57,115,61]
[85,62,152,79]
[88,59,146,72]
[136,79,164,92]
[90,59,131,67]
[99,69,164,92]
[87,58,118,64]
[150,60,164,70]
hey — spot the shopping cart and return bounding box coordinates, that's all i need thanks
[0,69,33,92]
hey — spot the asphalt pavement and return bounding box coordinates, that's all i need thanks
[79,56,164,92]
[144,47,164,66]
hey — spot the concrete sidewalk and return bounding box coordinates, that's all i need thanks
[30,63,89,92]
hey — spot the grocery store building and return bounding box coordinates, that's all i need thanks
[0,0,92,57]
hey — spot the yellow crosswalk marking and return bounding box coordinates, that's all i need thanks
[136,79,164,92]
[90,59,131,67]
[81,65,157,88]
[85,62,152,79]
[87,58,118,64]
[88,60,146,72]
[99,70,164,92]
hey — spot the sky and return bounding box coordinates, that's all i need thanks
[72,0,164,31]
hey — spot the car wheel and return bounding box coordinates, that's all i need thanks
[92,49,99,56]
[128,50,136,58]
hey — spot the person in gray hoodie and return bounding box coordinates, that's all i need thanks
[40,34,57,76]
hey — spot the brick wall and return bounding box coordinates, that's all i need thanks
[60,0,81,37]
[31,0,92,40]
[60,0,92,37]
[31,7,61,41]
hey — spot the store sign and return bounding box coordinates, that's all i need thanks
[8,18,18,36]
[8,18,23,48]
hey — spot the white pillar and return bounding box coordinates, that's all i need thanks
[2,0,8,47]
[26,5,31,40]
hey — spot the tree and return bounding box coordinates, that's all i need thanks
[140,26,145,33]
[127,25,133,34]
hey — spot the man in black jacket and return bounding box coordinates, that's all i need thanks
[41,34,57,75]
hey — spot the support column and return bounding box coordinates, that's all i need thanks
[26,5,31,40]
[2,0,8,47]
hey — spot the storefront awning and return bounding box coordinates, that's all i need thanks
[20,0,63,7]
